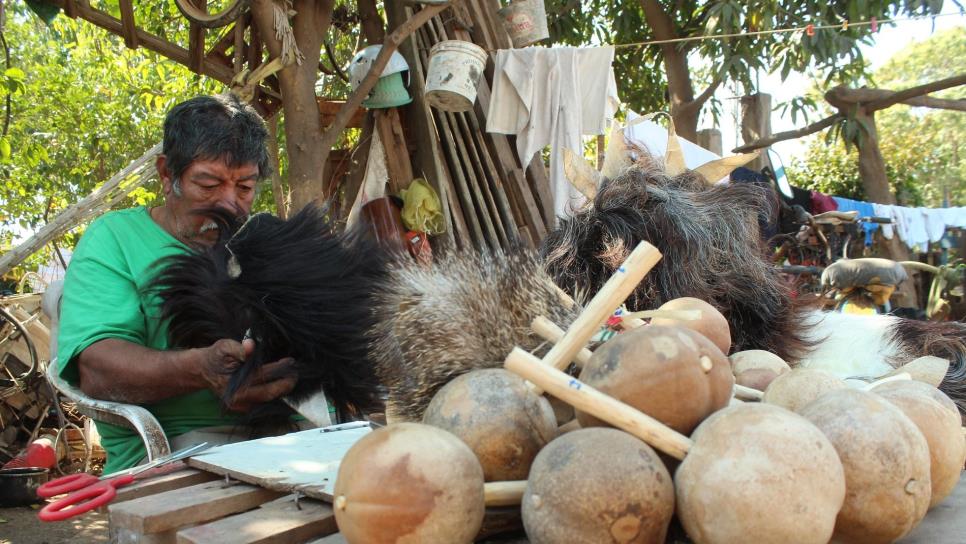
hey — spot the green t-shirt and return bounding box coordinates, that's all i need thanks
[58,206,241,474]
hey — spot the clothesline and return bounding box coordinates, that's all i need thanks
[446,12,965,53]
[803,188,966,249]
[608,12,964,50]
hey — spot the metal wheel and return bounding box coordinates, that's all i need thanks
[174,0,251,29]
[0,305,39,398]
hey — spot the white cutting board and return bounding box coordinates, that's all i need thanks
[186,423,372,501]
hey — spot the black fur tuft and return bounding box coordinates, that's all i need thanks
[145,204,387,422]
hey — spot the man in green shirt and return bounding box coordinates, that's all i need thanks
[58,94,297,474]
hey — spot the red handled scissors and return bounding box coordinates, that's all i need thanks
[37,442,211,521]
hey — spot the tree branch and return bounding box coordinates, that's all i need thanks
[318,3,448,154]
[732,113,842,153]
[681,74,723,114]
[866,73,966,111]
[829,87,966,111]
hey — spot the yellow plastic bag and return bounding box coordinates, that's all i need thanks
[400,178,444,234]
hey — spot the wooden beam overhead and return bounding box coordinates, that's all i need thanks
[188,0,206,74]
[318,98,365,129]
[47,0,236,84]
[63,0,78,19]
[118,0,138,49]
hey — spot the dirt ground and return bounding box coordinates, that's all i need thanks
[0,506,107,544]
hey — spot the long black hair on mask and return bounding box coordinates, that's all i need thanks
[541,164,816,362]
[145,204,386,422]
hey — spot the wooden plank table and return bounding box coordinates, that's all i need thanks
[103,424,966,543]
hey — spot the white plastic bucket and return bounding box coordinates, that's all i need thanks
[425,40,488,112]
[497,0,549,48]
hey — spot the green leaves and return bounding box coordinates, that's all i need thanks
[2,68,27,94]
[0,136,11,162]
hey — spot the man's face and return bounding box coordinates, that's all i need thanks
[157,156,259,246]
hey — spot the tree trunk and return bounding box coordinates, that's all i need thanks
[854,109,918,308]
[250,0,334,212]
[358,0,385,45]
[639,0,698,141]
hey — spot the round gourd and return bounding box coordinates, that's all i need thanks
[800,389,931,543]
[576,325,733,435]
[650,297,731,354]
[422,368,557,481]
[873,383,965,508]
[762,368,848,413]
[523,428,674,544]
[333,423,485,544]
[676,403,846,544]
[872,379,960,417]
[729,350,791,391]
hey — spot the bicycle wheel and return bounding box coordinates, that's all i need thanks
[0,305,39,396]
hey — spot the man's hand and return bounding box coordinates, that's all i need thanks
[198,338,298,412]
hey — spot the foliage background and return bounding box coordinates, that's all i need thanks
[787,26,965,206]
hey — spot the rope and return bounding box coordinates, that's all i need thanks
[608,12,964,50]
[273,0,303,66]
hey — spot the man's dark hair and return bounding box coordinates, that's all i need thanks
[162,94,272,181]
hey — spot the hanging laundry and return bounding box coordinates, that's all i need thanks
[487,46,617,221]
[923,208,948,243]
[892,205,930,249]
[831,196,879,246]
[810,191,838,214]
[872,203,895,240]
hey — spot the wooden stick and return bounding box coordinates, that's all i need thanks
[483,480,527,507]
[541,242,662,372]
[531,316,592,368]
[734,384,764,401]
[505,348,692,460]
[409,19,472,248]
[453,111,510,247]
[556,419,581,435]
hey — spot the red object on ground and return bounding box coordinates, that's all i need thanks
[2,438,57,470]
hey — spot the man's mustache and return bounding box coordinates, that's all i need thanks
[189,205,248,237]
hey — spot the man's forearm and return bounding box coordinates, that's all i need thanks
[77,338,207,404]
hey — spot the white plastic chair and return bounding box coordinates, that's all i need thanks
[42,281,171,461]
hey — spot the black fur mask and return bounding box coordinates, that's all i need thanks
[145,204,387,420]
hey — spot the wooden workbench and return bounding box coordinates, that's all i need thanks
[104,463,965,543]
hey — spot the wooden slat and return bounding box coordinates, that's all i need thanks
[472,65,546,242]
[188,0,206,75]
[465,0,550,241]
[109,479,283,535]
[112,468,220,505]
[118,0,138,49]
[418,22,486,250]
[48,0,235,84]
[401,5,469,249]
[373,108,414,193]
[176,495,337,544]
[385,1,458,250]
[454,111,509,246]
[318,99,365,129]
[427,15,503,250]
[63,0,78,18]
[307,534,347,544]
